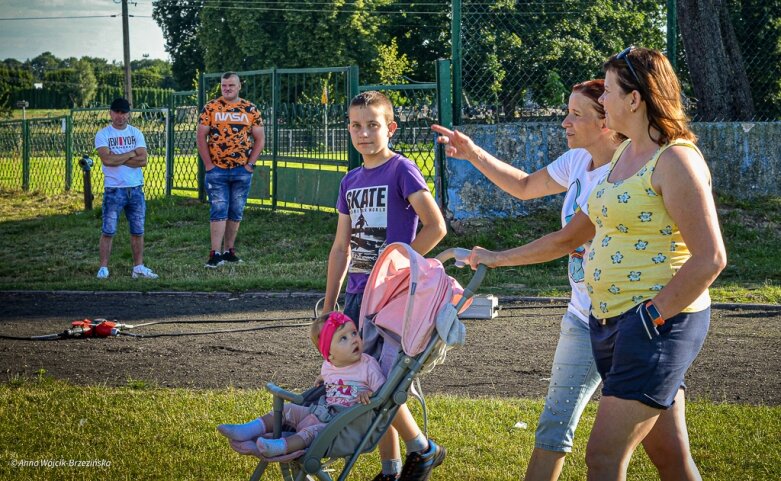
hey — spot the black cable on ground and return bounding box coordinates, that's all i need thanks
[0,316,317,341]
[118,322,313,338]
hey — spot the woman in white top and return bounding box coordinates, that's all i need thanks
[432,79,621,480]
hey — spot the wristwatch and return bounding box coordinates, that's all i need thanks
[644,300,665,326]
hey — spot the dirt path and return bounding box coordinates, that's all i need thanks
[0,292,778,405]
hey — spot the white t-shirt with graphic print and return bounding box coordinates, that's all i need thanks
[95,124,146,188]
[546,148,611,323]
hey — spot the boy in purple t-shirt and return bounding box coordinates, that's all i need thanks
[322,91,447,481]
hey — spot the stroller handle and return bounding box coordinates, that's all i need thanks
[436,247,488,302]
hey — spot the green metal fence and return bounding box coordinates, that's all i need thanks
[70,108,169,199]
[359,59,453,209]
[0,62,451,213]
[27,116,71,193]
[452,0,780,123]
[200,67,357,212]
[168,90,200,196]
[0,120,23,191]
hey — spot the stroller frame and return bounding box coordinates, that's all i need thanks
[249,248,486,481]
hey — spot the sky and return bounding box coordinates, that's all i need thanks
[0,0,169,63]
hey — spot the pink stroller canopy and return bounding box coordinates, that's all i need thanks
[359,243,470,356]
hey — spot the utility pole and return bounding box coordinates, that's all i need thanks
[121,0,133,105]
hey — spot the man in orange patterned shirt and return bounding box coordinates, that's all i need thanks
[197,72,265,268]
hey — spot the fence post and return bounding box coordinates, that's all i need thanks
[451,0,462,126]
[271,67,279,210]
[435,59,453,211]
[65,115,73,191]
[666,0,678,71]
[21,119,30,191]
[165,95,175,197]
[347,65,361,171]
[197,72,206,201]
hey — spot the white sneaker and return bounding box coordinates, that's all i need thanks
[132,265,159,279]
[96,267,109,279]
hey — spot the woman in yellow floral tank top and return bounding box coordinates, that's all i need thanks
[466,48,726,480]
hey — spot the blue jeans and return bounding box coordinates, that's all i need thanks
[535,311,602,452]
[343,292,363,329]
[102,186,146,236]
[205,166,253,222]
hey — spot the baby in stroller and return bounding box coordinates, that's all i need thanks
[217,311,385,458]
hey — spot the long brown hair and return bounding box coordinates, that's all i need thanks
[603,47,696,145]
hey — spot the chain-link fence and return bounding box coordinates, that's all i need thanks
[169,90,200,196]
[201,67,354,212]
[0,121,23,191]
[454,0,779,123]
[360,84,439,195]
[70,108,169,199]
[27,117,70,193]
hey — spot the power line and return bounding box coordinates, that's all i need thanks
[0,14,154,21]
[200,5,447,15]
[0,15,115,20]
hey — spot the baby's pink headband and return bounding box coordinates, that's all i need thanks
[318,312,353,361]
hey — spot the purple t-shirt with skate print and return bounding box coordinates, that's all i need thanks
[336,153,429,294]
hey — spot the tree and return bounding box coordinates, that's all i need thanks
[373,38,416,85]
[0,64,34,117]
[677,0,755,120]
[458,0,665,117]
[196,0,392,76]
[152,0,205,89]
[28,52,61,80]
[378,1,450,82]
[725,0,780,120]
[44,60,97,107]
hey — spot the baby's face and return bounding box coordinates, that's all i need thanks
[328,322,362,367]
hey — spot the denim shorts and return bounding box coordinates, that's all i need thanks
[343,291,363,329]
[102,185,146,236]
[205,166,253,222]
[590,305,710,409]
[535,311,602,452]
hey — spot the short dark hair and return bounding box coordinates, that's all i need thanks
[222,71,240,81]
[110,97,131,113]
[349,91,394,124]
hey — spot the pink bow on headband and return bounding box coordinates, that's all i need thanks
[318,312,353,361]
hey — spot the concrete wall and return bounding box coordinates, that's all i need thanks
[444,122,781,220]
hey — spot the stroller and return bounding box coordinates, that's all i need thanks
[248,243,486,481]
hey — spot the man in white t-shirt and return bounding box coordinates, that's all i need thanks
[94,97,158,280]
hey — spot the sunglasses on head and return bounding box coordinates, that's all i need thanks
[616,46,641,86]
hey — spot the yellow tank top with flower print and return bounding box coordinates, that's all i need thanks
[584,139,711,319]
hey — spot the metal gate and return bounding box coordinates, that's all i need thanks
[200,66,357,212]
[167,90,200,196]
[359,59,452,209]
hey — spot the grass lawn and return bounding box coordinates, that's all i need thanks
[0,190,779,480]
[0,189,779,303]
[1,375,779,481]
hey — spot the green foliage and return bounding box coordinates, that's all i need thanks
[42,60,97,107]
[461,0,665,114]
[538,71,569,108]
[0,190,778,304]
[2,53,177,109]
[196,0,393,78]
[728,0,781,120]
[153,0,206,89]
[373,38,416,85]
